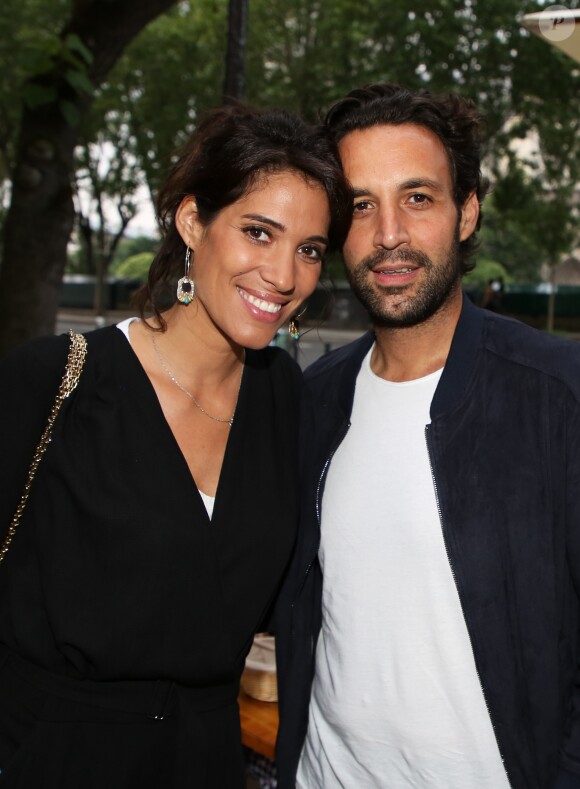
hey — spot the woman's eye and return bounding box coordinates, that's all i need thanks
[245,226,270,243]
[298,245,323,262]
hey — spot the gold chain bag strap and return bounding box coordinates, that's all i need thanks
[0,330,88,565]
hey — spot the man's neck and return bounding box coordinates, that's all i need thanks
[371,291,463,383]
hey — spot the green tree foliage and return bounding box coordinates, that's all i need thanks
[96,0,557,199]
[1,0,580,347]
[244,0,530,135]
[73,136,140,281]
[0,0,76,231]
[61,1,227,290]
[464,258,510,294]
[96,2,227,196]
[67,234,157,274]
[491,147,580,328]
[477,194,542,284]
[110,235,159,272]
[0,0,73,176]
[115,251,155,280]
[242,0,580,290]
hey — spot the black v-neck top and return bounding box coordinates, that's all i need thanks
[0,326,300,686]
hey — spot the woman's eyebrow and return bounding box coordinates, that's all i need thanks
[241,213,285,231]
[241,213,328,245]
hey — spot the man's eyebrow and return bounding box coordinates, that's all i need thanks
[401,178,444,192]
[241,213,285,231]
[351,179,444,198]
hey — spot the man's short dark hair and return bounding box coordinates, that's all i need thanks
[325,83,489,273]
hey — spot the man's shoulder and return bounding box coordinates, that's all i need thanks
[483,310,580,389]
[304,331,374,388]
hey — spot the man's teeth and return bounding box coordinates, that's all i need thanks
[240,290,282,313]
[379,268,415,274]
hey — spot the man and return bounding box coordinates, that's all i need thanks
[275,83,580,789]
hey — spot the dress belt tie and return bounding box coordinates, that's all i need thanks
[0,645,238,720]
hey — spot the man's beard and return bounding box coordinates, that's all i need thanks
[345,231,462,329]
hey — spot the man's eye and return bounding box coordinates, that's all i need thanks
[408,194,431,206]
[353,201,372,213]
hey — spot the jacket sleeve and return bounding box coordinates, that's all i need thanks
[554,768,580,788]
[557,388,580,785]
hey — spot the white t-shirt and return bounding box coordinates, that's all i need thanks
[297,348,509,788]
[116,317,215,519]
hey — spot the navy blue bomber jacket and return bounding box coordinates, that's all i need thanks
[275,296,580,789]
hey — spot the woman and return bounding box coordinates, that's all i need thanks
[0,103,352,788]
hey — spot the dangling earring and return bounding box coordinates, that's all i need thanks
[288,317,300,341]
[288,304,307,342]
[177,247,195,305]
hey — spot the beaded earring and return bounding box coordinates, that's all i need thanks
[176,247,195,305]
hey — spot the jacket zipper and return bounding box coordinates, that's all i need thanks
[291,420,351,613]
[425,424,512,788]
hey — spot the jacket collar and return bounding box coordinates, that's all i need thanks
[430,294,484,420]
[334,293,484,422]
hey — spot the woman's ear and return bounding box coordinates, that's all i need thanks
[459,191,479,242]
[175,196,203,248]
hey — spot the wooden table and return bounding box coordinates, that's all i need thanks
[238,690,279,761]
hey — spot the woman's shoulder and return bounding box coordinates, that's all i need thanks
[0,325,126,395]
[0,333,73,395]
[0,334,79,478]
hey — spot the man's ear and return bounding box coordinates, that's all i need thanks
[459,191,479,242]
[175,196,203,248]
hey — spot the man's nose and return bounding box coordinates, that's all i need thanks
[373,205,411,250]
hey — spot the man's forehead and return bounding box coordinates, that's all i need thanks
[338,123,453,188]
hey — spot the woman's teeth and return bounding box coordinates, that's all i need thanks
[240,291,282,313]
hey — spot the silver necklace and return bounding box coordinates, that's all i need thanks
[151,333,243,427]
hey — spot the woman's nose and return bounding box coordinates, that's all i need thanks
[261,250,296,294]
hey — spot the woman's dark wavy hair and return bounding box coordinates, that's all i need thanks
[325,83,489,274]
[136,101,353,325]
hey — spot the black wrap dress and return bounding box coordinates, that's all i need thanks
[0,326,300,788]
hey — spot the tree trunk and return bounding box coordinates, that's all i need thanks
[0,0,177,357]
[223,0,249,102]
[0,103,78,352]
